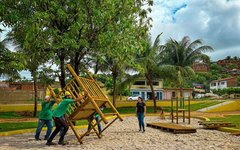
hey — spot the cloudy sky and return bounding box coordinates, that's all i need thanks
[149,0,240,61]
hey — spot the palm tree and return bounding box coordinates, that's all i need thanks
[162,36,214,97]
[135,33,163,112]
[0,39,22,80]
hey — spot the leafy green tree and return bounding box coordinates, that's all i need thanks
[0,34,23,80]
[7,22,52,116]
[0,0,154,108]
[237,76,240,86]
[162,36,214,97]
[88,0,153,106]
[225,56,231,60]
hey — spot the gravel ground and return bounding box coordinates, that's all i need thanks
[0,116,239,150]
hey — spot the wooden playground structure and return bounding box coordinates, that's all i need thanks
[147,96,196,134]
[198,120,236,129]
[171,96,191,124]
[48,64,123,144]
[147,122,196,134]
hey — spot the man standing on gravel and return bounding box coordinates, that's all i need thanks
[35,94,55,140]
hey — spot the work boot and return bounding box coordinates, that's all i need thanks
[58,141,68,145]
[46,142,56,146]
[35,138,41,141]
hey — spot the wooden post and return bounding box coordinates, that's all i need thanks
[176,96,178,124]
[171,97,173,123]
[183,97,185,123]
[188,96,191,124]
[66,117,83,144]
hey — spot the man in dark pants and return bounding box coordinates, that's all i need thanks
[46,91,87,146]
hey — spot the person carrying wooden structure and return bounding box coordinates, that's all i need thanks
[47,64,123,144]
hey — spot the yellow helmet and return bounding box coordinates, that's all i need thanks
[65,91,71,96]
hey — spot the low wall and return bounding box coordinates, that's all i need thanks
[0,90,46,104]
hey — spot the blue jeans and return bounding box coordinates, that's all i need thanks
[137,112,145,131]
[88,115,102,133]
[35,119,53,140]
[95,115,102,133]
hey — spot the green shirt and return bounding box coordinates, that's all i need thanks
[39,100,55,120]
[53,99,75,118]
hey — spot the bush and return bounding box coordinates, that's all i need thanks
[212,88,240,96]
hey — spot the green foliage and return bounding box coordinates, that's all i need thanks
[237,76,240,86]
[162,36,213,88]
[209,63,231,80]
[191,72,211,89]
[0,122,37,132]
[212,88,240,96]
[0,39,24,80]
[95,74,130,96]
[0,112,23,119]
[38,67,56,86]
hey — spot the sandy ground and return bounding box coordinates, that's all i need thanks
[0,116,240,150]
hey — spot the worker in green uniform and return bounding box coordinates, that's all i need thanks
[35,95,55,140]
[46,91,87,146]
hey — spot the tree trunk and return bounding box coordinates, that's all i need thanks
[180,86,183,97]
[32,70,38,117]
[94,59,100,74]
[119,78,122,101]
[146,74,157,113]
[73,51,80,76]
[112,72,117,107]
[59,51,66,88]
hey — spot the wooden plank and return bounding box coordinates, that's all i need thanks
[199,120,236,129]
[147,122,196,134]
[231,132,240,136]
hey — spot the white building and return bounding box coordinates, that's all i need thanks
[130,79,163,100]
[129,79,193,100]
[210,77,238,90]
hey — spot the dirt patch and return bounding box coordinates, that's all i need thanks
[0,118,37,123]
[17,111,35,117]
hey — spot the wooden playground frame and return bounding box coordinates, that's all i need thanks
[171,96,191,124]
[48,64,123,144]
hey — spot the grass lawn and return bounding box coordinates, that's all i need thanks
[0,122,38,132]
[104,100,223,114]
[189,101,222,111]
[209,115,240,129]
[0,111,40,119]
[0,100,224,132]
[0,112,25,119]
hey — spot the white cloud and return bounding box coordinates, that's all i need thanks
[150,0,240,61]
